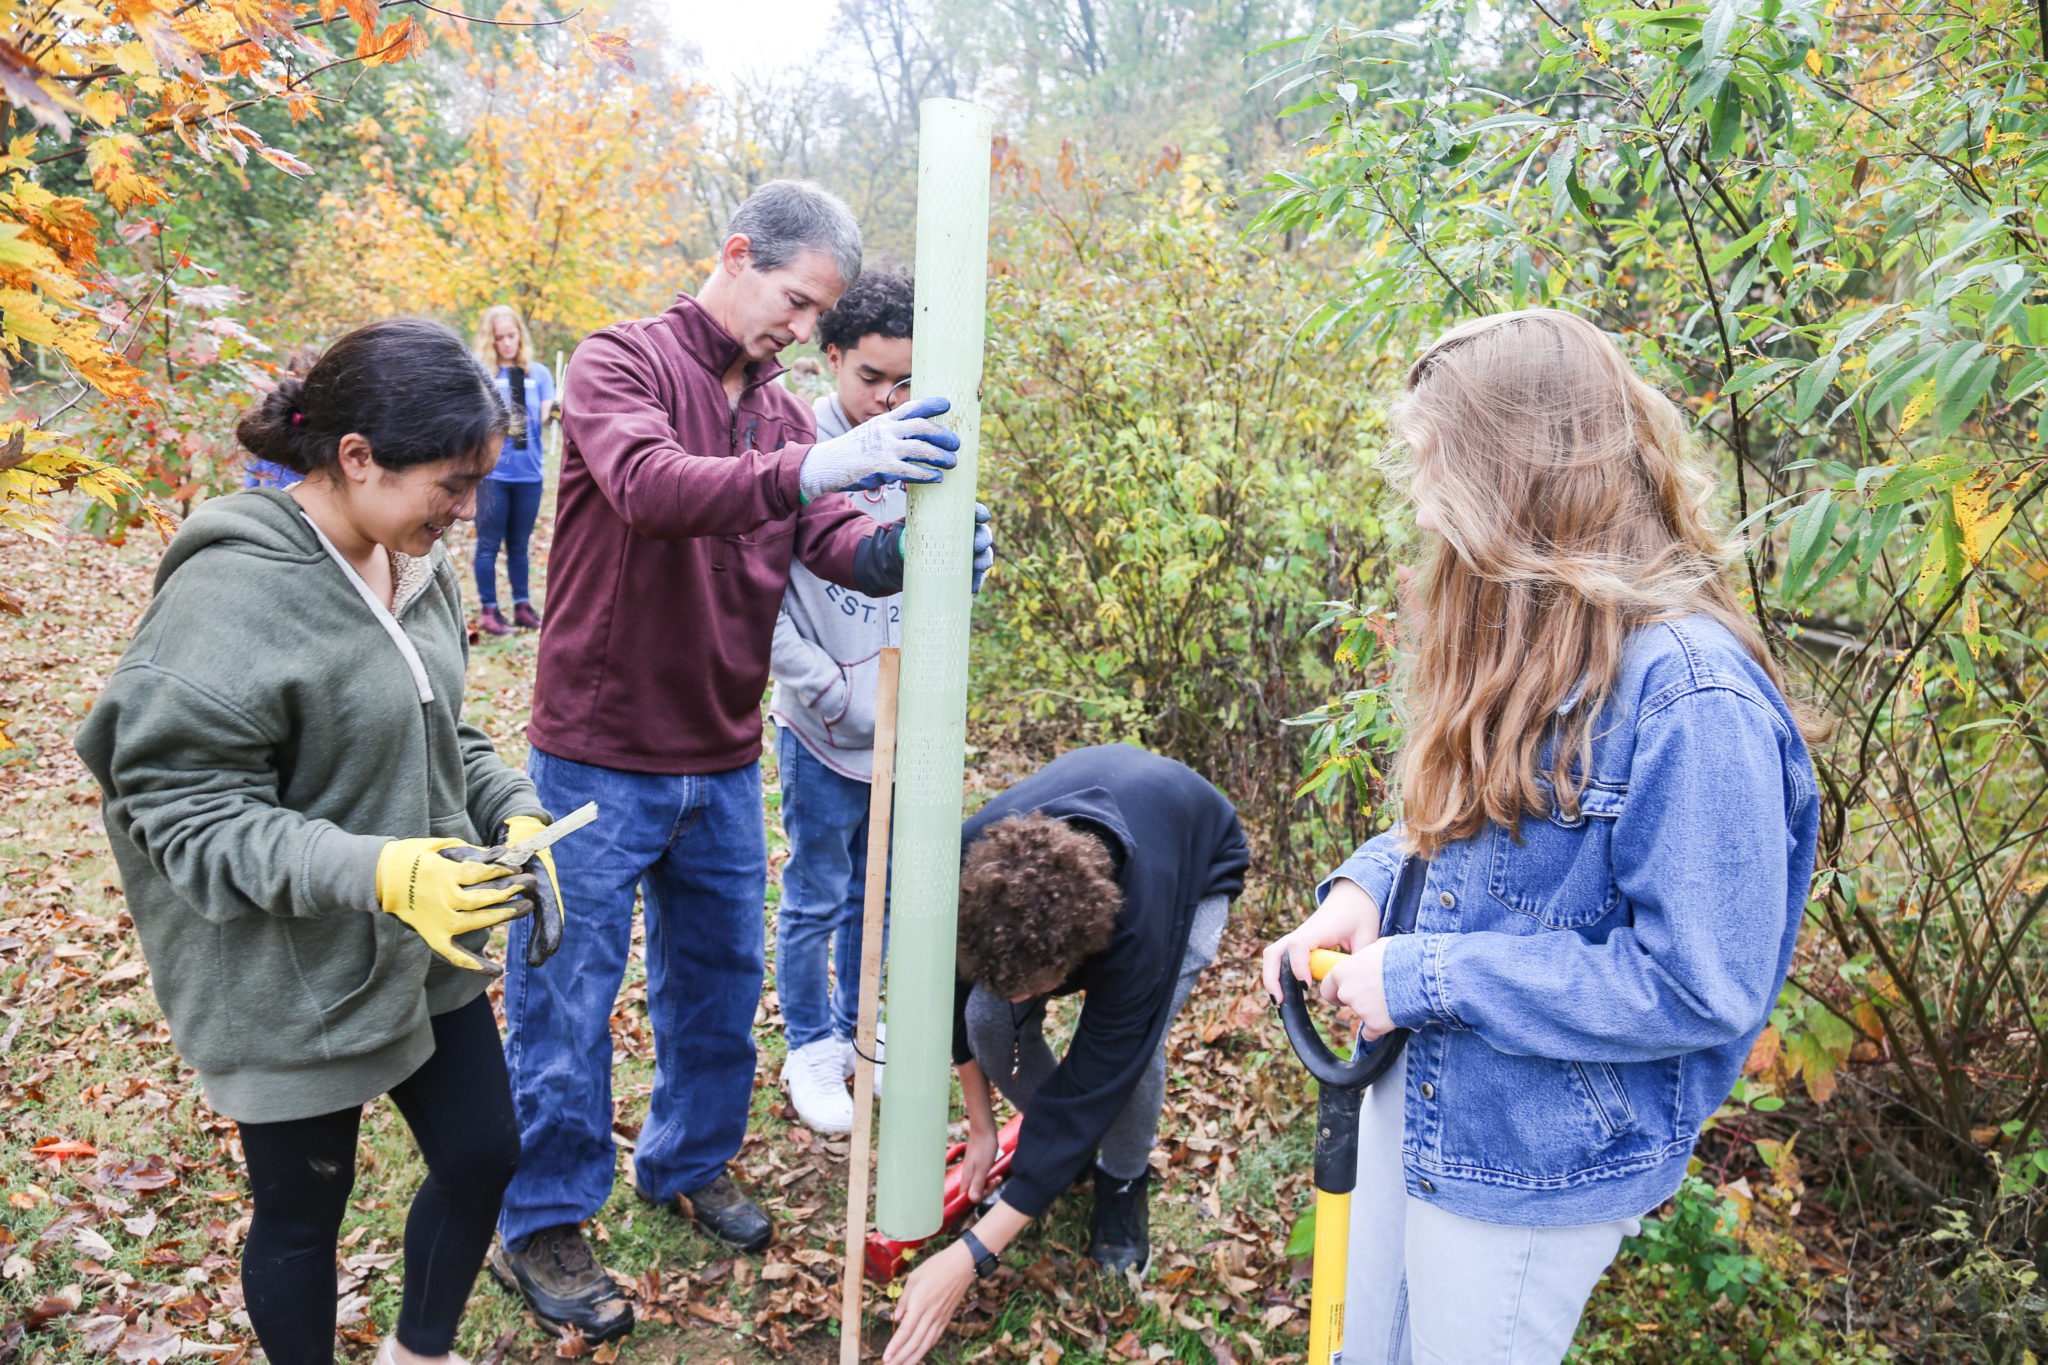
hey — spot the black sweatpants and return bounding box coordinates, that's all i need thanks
[236,995,520,1362]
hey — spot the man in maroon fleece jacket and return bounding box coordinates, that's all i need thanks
[489,181,982,1342]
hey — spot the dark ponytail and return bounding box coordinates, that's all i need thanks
[236,318,511,477]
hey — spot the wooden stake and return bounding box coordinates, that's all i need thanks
[841,646,900,1364]
[549,347,565,465]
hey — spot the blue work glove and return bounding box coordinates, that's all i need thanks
[972,502,995,594]
[799,396,960,502]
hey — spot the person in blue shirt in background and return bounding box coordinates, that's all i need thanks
[472,304,556,637]
[242,344,318,489]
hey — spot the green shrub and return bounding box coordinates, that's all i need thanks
[975,153,1395,904]
[1576,1176,1892,1362]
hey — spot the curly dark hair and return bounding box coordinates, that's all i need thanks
[957,813,1123,999]
[817,265,913,354]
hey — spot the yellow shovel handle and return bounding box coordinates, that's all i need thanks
[1308,948,1349,982]
[1308,1186,1350,1365]
[1302,948,1356,1364]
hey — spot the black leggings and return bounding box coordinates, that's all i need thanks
[237,996,520,1362]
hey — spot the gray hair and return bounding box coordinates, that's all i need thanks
[726,180,863,290]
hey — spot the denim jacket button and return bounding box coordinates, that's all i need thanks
[1438,891,1456,909]
[1419,1081,1435,1100]
[1418,1178,1435,1193]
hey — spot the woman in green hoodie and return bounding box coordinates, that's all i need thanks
[76,318,567,1365]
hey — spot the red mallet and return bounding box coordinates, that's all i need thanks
[864,1114,1024,1281]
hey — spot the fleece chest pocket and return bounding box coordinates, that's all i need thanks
[1486,780,1628,929]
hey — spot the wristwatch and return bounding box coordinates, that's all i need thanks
[959,1228,999,1279]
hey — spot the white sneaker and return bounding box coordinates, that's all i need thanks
[781,1039,854,1135]
[840,1024,885,1100]
[378,1340,469,1365]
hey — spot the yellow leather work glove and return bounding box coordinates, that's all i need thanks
[374,837,536,975]
[501,815,567,967]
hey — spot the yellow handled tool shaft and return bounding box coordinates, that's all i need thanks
[1308,1187,1350,1365]
[1296,945,1358,1365]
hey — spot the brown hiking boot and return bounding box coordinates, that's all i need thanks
[477,606,512,637]
[635,1169,773,1252]
[513,601,542,630]
[486,1226,633,1342]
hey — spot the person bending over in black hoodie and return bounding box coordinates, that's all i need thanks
[885,744,1250,1365]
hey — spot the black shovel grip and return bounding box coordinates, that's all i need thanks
[1279,967,1409,1092]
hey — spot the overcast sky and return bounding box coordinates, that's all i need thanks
[660,0,839,81]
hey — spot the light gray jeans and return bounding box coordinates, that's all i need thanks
[962,892,1229,1181]
[1341,1049,1638,1365]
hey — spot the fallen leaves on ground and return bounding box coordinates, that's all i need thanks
[0,509,1319,1361]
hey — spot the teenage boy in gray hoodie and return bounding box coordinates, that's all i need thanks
[769,267,913,1134]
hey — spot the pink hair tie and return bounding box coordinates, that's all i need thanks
[290,411,305,426]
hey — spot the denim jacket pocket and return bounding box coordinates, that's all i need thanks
[1573,1059,1637,1139]
[1486,779,1628,929]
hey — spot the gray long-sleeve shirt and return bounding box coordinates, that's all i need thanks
[767,395,904,781]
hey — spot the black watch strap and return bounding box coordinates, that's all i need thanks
[959,1228,998,1279]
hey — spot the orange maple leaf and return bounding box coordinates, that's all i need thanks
[358,15,426,66]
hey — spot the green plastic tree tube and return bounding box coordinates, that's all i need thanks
[875,96,995,1242]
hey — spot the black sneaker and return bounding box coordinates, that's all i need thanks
[1088,1165,1151,1275]
[487,1226,634,1343]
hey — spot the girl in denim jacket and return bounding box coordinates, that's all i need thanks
[1264,310,1823,1364]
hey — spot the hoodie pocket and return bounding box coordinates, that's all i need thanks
[290,915,423,1035]
[823,651,881,751]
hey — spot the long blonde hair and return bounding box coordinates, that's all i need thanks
[472,303,533,372]
[1391,309,1805,856]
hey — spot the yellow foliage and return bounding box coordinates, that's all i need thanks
[86,133,168,211]
[287,36,708,341]
[1897,379,1934,429]
[0,0,501,584]
[1952,475,2013,565]
[81,89,126,125]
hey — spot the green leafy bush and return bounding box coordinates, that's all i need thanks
[975,149,1396,900]
[1576,1176,1892,1362]
[1257,0,2048,1238]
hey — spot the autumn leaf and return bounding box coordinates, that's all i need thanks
[86,134,171,214]
[257,144,316,176]
[30,1137,99,1160]
[82,89,128,127]
[584,28,635,72]
[1743,1023,1781,1076]
[0,42,84,137]
[1952,476,2014,566]
[360,15,428,66]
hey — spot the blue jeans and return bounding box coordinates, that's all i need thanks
[474,477,542,609]
[774,727,881,1051]
[498,747,767,1250]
